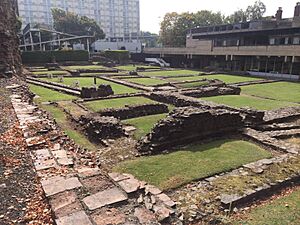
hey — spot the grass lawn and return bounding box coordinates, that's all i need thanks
[29,84,77,103]
[168,76,208,82]
[201,95,298,110]
[62,65,106,70]
[116,65,160,71]
[234,188,300,225]
[241,82,300,103]
[194,74,263,84]
[142,70,200,77]
[178,81,210,88]
[124,78,168,86]
[114,139,271,190]
[32,70,68,75]
[40,77,138,94]
[123,113,168,139]
[83,96,157,112]
[41,104,97,151]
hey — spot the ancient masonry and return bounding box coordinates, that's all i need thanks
[0,0,21,75]
[8,85,180,225]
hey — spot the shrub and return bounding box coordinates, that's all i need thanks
[22,50,89,64]
[104,50,129,63]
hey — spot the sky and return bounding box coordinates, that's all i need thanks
[140,0,297,34]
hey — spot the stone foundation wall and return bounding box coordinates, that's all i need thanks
[79,114,125,143]
[137,107,243,153]
[97,103,169,120]
[0,0,21,75]
[181,85,241,98]
[80,85,114,98]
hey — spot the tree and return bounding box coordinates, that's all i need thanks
[227,1,266,23]
[159,11,225,47]
[51,8,105,40]
[246,0,266,21]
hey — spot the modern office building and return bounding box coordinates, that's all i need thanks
[145,3,300,78]
[17,0,140,41]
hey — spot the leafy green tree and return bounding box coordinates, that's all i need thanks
[51,8,105,40]
[227,1,266,23]
[159,11,225,47]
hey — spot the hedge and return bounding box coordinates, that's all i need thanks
[21,50,89,64]
[104,50,129,63]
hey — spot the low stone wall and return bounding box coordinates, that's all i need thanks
[137,107,243,154]
[181,85,241,98]
[264,107,300,124]
[98,103,169,120]
[79,114,125,143]
[80,84,114,98]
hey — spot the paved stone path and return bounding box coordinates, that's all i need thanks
[10,93,180,225]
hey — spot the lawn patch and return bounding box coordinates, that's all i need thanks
[40,77,138,94]
[41,104,97,151]
[241,82,300,103]
[114,139,271,190]
[234,188,300,225]
[124,78,168,86]
[142,70,200,77]
[83,96,156,112]
[178,81,210,88]
[116,65,160,71]
[29,84,77,103]
[123,113,168,139]
[196,74,262,84]
[201,95,298,110]
[32,70,68,76]
[62,65,106,70]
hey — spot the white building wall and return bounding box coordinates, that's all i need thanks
[18,0,140,41]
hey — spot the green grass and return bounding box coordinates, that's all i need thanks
[116,65,160,71]
[114,139,272,190]
[194,74,263,84]
[41,104,97,151]
[178,81,210,88]
[123,114,168,139]
[83,96,157,112]
[235,188,300,225]
[124,78,168,86]
[32,70,68,75]
[62,65,106,70]
[142,70,200,77]
[241,82,300,103]
[29,84,77,103]
[40,77,138,94]
[201,95,298,110]
[168,76,208,82]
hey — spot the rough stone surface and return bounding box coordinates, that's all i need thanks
[83,187,128,210]
[118,177,141,193]
[81,85,114,98]
[134,207,157,224]
[92,208,126,225]
[55,211,93,225]
[138,106,243,153]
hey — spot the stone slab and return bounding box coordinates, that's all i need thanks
[91,208,126,225]
[134,207,157,224]
[118,177,141,193]
[55,211,93,225]
[83,187,127,210]
[41,176,82,197]
[145,185,162,195]
[108,172,132,182]
[52,150,73,166]
[156,193,175,207]
[77,167,101,178]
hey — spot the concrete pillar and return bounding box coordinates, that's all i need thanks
[265,57,269,73]
[273,57,276,72]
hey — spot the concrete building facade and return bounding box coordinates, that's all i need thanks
[17,0,140,41]
[144,3,300,77]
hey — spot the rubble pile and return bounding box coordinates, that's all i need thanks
[138,107,243,153]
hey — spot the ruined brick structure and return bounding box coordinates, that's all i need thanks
[0,0,21,75]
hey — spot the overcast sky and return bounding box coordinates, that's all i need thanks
[140,0,297,34]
